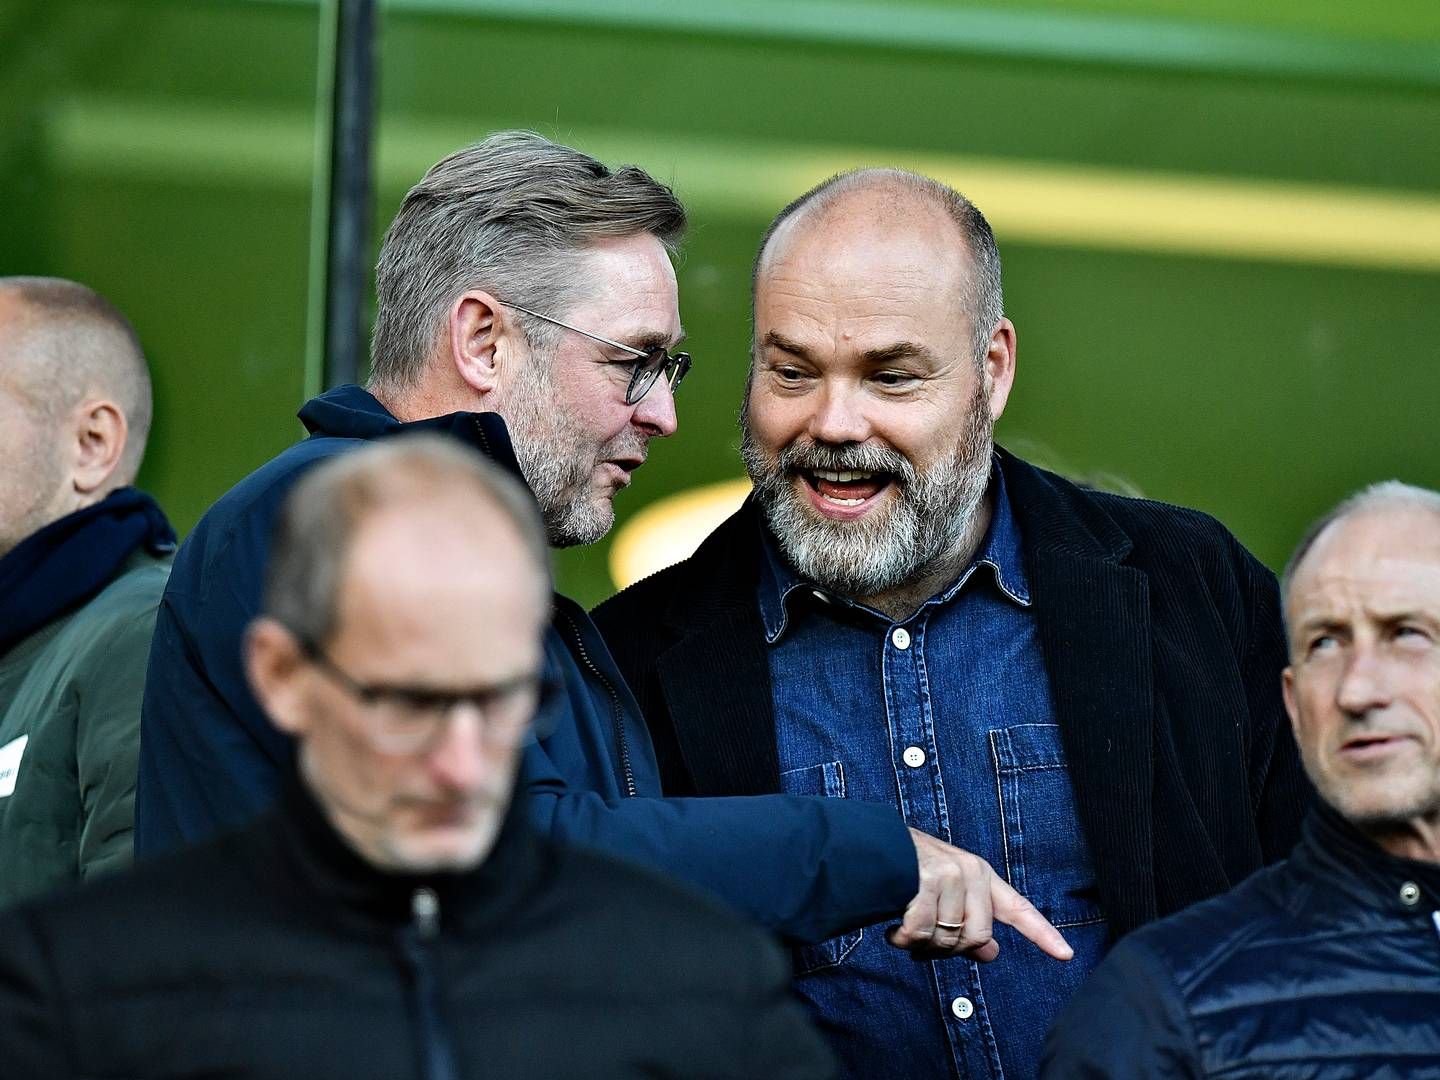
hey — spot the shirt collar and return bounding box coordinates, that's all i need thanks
[757,455,1031,644]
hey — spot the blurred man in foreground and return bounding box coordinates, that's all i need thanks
[139,131,1045,953]
[1042,481,1440,1077]
[0,277,174,908]
[0,437,833,1079]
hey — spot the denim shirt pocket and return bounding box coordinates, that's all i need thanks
[987,724,1107,930]
[780,761,865,975]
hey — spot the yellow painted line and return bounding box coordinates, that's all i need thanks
[47,100,1440,272]
[609,477,751,589]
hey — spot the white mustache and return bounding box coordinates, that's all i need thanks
[777,440,912,481]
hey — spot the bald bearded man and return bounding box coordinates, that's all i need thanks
[0,277,175,909]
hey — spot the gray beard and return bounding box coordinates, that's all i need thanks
[741,389,993,600]
[499,360,614,550]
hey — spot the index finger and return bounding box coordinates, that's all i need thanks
[990,877,1074,961]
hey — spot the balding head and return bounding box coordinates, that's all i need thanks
[247,436,553,873]
[1282,481,1440,636]
[0,278,152,556]
[753,168,1004,365]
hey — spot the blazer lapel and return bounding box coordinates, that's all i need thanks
[1031,549,1157,934]
[999,449,1163,933]
[655,502,783,797]
[657,609,782,796]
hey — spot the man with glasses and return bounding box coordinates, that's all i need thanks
[0,437,833,1078]
[137,131,1002,953]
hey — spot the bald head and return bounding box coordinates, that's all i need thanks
[753,168,1004,364]
[0,278,152,556]
[260,435,552,651]
[1282,481,1440,635]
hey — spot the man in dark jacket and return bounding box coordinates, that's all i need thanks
[0,437,833,1079]
[1041,482,1440,1078]
[592,169,1308,1079]
[137,132,998,951]
[0,277,175,908]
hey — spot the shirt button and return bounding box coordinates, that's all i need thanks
[902,746,926,768]
[1400,881,1422,906]
[950,996,974,1020]
[891,627,911,650]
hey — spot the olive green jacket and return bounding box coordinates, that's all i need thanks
[0,549,171,909]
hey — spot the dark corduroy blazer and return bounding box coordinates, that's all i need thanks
[593,449,1312,939]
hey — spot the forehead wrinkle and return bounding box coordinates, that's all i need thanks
[1290,557,1440,627]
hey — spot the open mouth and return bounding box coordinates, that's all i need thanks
[602,457,645,487]
[799,467,895,513]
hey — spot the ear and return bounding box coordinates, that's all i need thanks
[68,398,128,499]
[448,290,524,402]
[245,618,312,738]
[981,317,1017,422]
[1281,666,1301,741]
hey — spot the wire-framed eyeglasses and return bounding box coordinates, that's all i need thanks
[499,301,692,405]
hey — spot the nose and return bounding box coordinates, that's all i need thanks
[807,381,870,445]
[631,375,678,437]
[424,704,491,792]
[1335,647,1394,718]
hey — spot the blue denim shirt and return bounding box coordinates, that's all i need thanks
[761,463,1109,1079]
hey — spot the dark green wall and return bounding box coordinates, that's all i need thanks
[3,0,1436,606]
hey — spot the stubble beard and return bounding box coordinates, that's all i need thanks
[1314,748,1440,841]
[500,355,617,550]
[0,435,67,559]
[741,379,995,600]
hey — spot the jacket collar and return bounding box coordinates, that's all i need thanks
[297,384,526,487]
[1294,800,1440,914]
[0,487,175,657]
[267,759,543,939]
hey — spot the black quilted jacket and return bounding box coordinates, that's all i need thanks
[1041,804,1440,1078]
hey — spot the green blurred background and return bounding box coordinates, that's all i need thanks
[3,0,1437,606]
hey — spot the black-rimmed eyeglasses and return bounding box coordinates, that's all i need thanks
[293,632,555,754]
[499,301,692,406]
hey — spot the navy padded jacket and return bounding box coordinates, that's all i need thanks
[1041,804,1440,1079]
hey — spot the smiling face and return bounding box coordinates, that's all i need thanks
[741,187,1014,601]
[498,233,682,547]
[1283,506,1440,855]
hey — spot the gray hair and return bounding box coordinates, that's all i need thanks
[368,130,687,394]
[751,167,1004,364]
[0,276,152,482]
[261,435,552,646]
[1281,480,1440,615]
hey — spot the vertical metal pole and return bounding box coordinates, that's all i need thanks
[319,0,377,391]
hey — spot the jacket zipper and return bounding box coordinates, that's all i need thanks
[475,408,637,799]
[398,887,458,1080]
[560,609,638,798]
